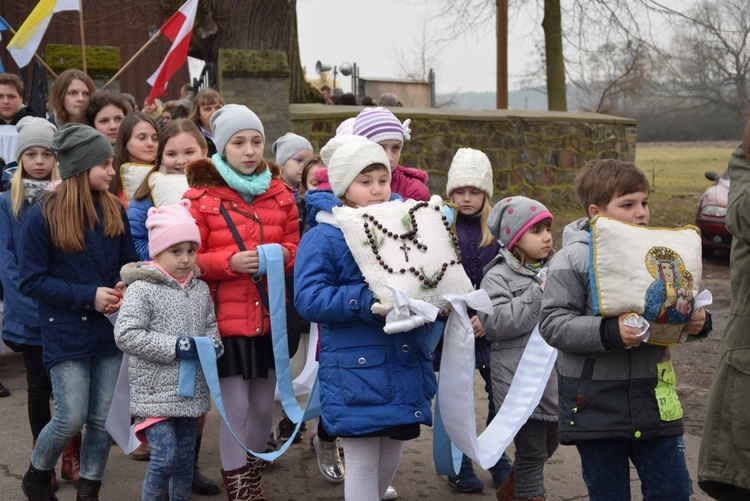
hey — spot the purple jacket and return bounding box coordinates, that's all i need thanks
[435,211,500,370]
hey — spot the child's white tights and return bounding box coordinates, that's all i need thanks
[218,372,277,470]
[341,436,404,501]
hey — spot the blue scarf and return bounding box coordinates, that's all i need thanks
[212,152,272,202]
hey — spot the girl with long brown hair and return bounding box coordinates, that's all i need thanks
[49,69,96,126]
[111,113,160,207]
[18,124,137,500]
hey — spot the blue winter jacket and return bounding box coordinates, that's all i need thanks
[294,190,437,437]
[127,196,154,261]
[19,200,139,371]
[0,192,42,346]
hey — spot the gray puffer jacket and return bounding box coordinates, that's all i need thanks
[479,247,557,421]
[539,218,683,442]
[114,263,223,419]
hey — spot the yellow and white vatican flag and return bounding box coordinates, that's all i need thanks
[7,0,80,68]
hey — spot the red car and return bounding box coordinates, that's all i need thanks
[696,170,731,255]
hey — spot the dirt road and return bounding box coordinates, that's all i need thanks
[0,252,730,500]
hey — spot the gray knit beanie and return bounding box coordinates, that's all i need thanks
[210,104,265,155]
[51,123,113,179]
[446,148,493,198]
[272,132,313,167]
[321,135,390,197]
[487,196,553,251]
[15,117,57,164]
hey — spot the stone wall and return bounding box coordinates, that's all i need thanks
[288,105,637,205]
[218,49,291,157]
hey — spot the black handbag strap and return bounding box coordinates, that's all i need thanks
[218,203,270,309]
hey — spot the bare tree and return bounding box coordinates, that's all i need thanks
[652,0,750,121]
[573,40,652,114]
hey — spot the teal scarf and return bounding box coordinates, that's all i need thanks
[212,153,272,202]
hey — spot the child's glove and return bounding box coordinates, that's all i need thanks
[175,336,198,359]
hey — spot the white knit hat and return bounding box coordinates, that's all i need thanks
[320,135,390,197]
[446,148,493,198]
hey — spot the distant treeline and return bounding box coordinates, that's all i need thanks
[439,89,743,142]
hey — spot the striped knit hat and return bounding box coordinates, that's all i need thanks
[352,107,411,144]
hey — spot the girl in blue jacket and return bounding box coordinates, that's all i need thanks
[18,124,138,500]
[294,135,437,501]
[128,119,208,261]
[0,117,75,488]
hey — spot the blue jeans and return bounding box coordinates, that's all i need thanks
[142,417,198,501]
[31,353,122,480]
[576,435,692,501]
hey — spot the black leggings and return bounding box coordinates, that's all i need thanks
[21,345,53,439]
[317,418,337,442]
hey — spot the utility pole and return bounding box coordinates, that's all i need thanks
[496,0,508,109]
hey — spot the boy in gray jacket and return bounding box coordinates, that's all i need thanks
[539,159,709,500]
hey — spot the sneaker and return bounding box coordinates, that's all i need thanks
[447,459,484,493]
[0,381,9,398]
[314,434,344,483]
[489,453,513,487]
[382,485,398,500]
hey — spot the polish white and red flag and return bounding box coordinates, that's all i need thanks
[146,0,198,105]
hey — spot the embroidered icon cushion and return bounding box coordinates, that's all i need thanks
[589,215,702,346]
[333,198,474,315]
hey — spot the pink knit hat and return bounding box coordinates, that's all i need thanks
[146,199,201,258]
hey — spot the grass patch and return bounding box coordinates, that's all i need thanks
[545,143,736,245]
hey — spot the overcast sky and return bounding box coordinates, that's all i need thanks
[296,0,543,95]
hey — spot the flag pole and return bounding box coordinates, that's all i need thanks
[78,5,86,73]
[103,29,161,88]
[7,27,58,78]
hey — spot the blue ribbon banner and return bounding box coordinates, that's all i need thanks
[188,243,320,461]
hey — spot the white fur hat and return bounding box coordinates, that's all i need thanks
[320,135,390,197]
[446,148,493,198]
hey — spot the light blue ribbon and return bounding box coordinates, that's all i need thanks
[191,243,320,462]
[177,357,197,397]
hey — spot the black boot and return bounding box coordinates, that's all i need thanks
[21,463,58,501]
[191,434,221,495]
[76,477,101,501]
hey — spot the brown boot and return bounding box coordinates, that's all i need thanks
[221,465,251,501]
[61,432,82,484]
[245,456,267,501]
[496,470,546,501]
[496,470,515,501]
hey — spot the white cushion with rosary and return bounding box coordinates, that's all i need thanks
[333,196,474,315]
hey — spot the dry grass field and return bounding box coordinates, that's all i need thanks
[546,142,737,240]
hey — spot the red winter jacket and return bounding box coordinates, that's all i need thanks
[390,164,431,201]
[184,158,299,338]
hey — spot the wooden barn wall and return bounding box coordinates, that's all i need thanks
[1,0,190,104]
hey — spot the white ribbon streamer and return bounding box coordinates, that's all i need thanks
[383,286,439,334]
[438,290,558,469]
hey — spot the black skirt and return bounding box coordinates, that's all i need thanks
[217,335,275,380]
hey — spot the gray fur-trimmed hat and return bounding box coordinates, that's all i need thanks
[446,148,493,198]
[272,132,313,167]
[488,196,553,251]
[210,104,264,155]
